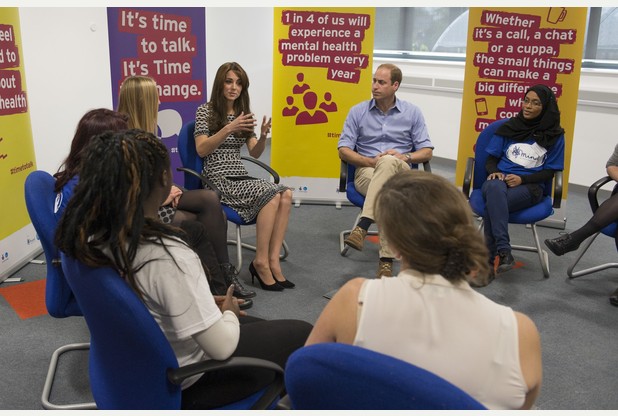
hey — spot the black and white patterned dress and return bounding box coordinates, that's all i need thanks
[194,103,289,222]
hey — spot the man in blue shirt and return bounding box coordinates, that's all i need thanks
[338,63,434,278]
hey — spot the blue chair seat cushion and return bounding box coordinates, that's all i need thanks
[346,183,366,208]
[469,190,553,224]
[601,222,618,238]
[222,205,254,226]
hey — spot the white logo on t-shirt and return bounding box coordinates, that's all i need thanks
[505,142,547,169]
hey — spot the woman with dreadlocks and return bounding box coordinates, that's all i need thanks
[55,129,312,409]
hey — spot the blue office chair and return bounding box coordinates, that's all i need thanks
[177,120,288,270]
[23,170,95,410]
[60,254,284,410]
[284,343,486,410]
[338,156,431,256]
[462,118,563,278]
[567,176,618,278]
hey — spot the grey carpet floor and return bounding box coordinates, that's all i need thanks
[1,157,617,410]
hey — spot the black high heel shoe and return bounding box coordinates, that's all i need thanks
[249,262,284,291]
[273,276,295,289]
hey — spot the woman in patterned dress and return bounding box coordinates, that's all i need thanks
[118,76,256,302]
[194,62,294,291]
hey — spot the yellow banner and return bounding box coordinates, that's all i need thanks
[1,8,35,239]
[456,7,587,199]
[272,7,375,181]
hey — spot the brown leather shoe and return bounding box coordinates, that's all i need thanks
[344,226,368,251]
[377,260,393,278]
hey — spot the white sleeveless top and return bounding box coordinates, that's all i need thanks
[354,269,527,409]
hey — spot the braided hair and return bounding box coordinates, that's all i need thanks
[55,129,187,296]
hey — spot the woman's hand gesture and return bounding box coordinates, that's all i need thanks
[228,112,256,134]
[162,185,183,207]
[260,116,272,138]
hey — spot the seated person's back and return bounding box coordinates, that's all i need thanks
[306,170,542,410]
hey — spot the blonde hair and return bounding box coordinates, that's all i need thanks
[117,76,159,135]
[375,170,490,283]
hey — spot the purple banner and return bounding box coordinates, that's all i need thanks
[107,7,206,185]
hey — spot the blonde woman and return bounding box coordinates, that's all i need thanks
[306,170,542,410]
[118,76,256,302]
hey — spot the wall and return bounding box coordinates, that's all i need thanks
[18,7,618,188]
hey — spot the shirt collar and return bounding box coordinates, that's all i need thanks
[369,96,401,113]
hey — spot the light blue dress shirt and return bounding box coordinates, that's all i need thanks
[337,97,433,157]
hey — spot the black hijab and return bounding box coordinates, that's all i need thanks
[495,84,565,148]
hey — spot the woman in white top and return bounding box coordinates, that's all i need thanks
[306,170,542,410]
[56,129,312,408]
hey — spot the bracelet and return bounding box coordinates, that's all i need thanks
[404,153,412,162]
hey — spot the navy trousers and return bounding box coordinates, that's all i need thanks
[482,179,543,255]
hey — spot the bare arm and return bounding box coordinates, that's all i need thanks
[607,165,618,182]
[246,116,271,158]
[338,146,380,168]
[305,278,365,345]
[195,112,256,158]
[515,311,543,410]
[383,147,433,164]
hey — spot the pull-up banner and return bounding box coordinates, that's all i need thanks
[456,7,587,211]
[107,7,206,186]
[272,8,375,204]
[0,8,38,282]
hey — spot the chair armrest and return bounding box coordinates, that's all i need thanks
[552,170,563,209]
[339,159,348,193]
[241,156,281,184]
[176,167,221,198]
[422,161,431,173]
[588,176,614,213]
[462,157,475,199]
[167,356,284,410]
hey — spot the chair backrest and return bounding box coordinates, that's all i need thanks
[285,343,487,410]
[471,118,509,191]
[472,118,553,197]
[61,254,181,410]
[24,170,81,318]
[177,120,201,191]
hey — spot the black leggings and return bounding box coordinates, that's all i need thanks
[570,191,618,248]
[173,189,229,264]
[181,317,313,409]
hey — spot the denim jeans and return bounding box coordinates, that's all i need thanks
[482,179,543,255]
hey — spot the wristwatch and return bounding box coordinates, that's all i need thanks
[404,153,412,163]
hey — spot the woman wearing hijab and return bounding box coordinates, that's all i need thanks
[482,84,565,275]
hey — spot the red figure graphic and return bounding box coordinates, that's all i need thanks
[282,95,299,117]
[296,91,328,125]
[319,92,338,112]
[293,72,310,95]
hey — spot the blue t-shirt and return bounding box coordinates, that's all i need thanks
[486,135,565,179]
[54,175,79,221]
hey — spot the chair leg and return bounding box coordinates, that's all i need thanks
[41,342,96,410]
[567,232,618,278]
[510,224,549,278]
[227,225,290,270]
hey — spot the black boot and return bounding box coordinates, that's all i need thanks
[497,250,515,273]
[544,234,581,256]
[220,263,256,299]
